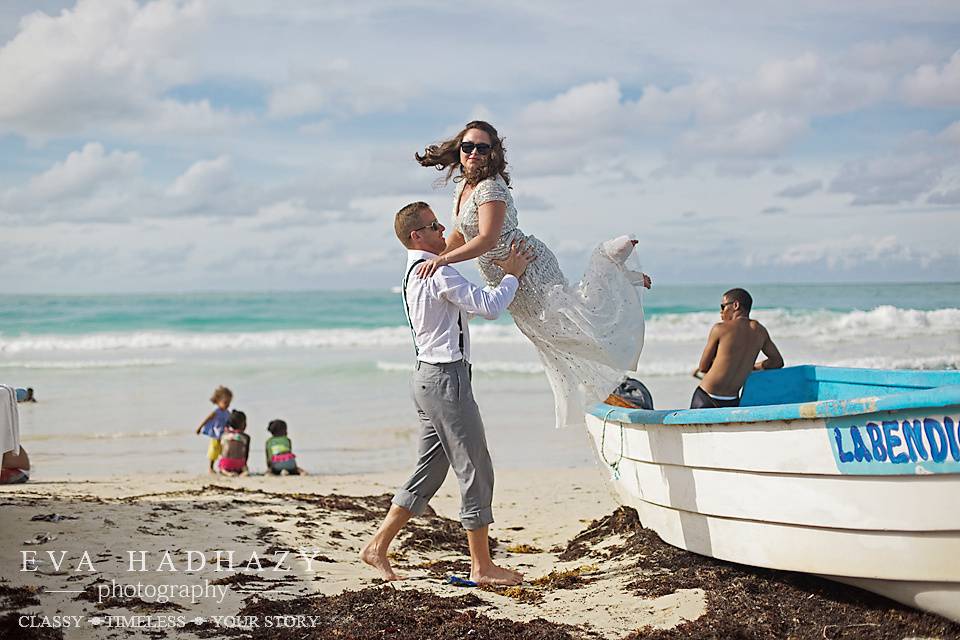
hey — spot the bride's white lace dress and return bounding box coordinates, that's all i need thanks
[454,175,647,428]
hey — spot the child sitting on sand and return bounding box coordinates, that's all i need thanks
[195,386,232,473]
[265,419,305,476]
[218,410,250,476]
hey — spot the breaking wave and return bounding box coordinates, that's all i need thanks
[1,307,956,353]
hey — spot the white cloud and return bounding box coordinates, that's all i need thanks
[513,192,552,211]
[679,111,808,157]
[927,188,960,205]
[631,52,888,126]
[137,99,250,136]
[0,0,244,140]
[752,235,944,270]
[848,37,943,73]
[135,244,195,275]
[268,81,330,119]
[777,179,822,198]
[513,51,889,171]
[255,198,316,220]
[166,155,232,199]
[298,120,333,135]
[518,79,623,141]
[5,142,141,205]
[903,49,960,107]
[247,197,364,229]
[829,153,944,205]
[0,142,146,221]
[467,104,495,124]
[267,59,412,119]
[1,146,257,222]
[751,53,822,103]
[942,120,960,145]
[158,154,262,219]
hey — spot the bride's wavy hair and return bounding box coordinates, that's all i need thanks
[415,120,511,187]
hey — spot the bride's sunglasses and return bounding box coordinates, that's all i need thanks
[460,142,492,155]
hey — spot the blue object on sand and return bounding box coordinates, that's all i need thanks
[445,575,477,587]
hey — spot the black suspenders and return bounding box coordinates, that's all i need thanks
[402,259,426,357]
[402,259,464,359]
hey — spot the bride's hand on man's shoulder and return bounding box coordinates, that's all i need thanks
[416,256,447,278]
[642,273,652,289]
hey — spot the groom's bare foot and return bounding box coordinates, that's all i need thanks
[471,564,523,586]
[360,542,403,581]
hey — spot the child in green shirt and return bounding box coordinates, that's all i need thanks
[265,419,304,475]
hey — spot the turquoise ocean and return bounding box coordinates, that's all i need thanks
[3,283,959,478]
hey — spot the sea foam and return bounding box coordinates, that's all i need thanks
[1,307,956,353]
[646,306,960,343]
[0,358,176,369]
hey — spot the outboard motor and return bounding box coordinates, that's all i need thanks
[606,377,654,410]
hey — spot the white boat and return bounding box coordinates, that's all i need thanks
[585,366,960,622]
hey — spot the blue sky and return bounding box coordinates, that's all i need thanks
[1,0,959,293]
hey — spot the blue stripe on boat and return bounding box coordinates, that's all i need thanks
[587,366,960,425]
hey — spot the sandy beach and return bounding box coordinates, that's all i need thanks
[2,468,958,640]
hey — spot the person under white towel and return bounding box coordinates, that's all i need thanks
[1,385,30,484]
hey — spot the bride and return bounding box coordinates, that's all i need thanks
[415,121,651,428]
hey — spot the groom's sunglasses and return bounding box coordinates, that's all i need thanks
[413,220,441,233]
[460,142,492,155]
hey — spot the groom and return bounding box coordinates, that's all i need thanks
[360,201,533,585]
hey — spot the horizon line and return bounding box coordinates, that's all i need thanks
[8,280,960,297]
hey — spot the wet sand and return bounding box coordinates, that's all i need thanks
[1,469,957,639]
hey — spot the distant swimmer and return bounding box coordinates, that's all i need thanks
[691,288,783,409]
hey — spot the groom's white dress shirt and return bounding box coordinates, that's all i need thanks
[403,250,518,364]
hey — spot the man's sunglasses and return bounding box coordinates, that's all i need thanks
[413,220,441,233]
[460,142,492,155]
[720,301,736,310]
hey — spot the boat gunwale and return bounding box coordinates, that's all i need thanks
[588,376,960,426]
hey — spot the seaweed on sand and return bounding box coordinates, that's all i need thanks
[559,507,960,640]
[185,585,579,640]
[0,613,64,640]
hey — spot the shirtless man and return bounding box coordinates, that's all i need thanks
[691,288,783,408]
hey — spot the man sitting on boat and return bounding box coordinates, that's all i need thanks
[691,288,784,408]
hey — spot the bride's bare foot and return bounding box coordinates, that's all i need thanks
[471,564,523,586]
[360,542,403,581]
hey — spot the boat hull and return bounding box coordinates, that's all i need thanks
[585,405,960,622]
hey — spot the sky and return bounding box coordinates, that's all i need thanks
[1,0,959,293]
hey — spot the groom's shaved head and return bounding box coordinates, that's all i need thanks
[395,201,431,248]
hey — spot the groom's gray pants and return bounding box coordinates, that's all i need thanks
[392,359,495,530]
